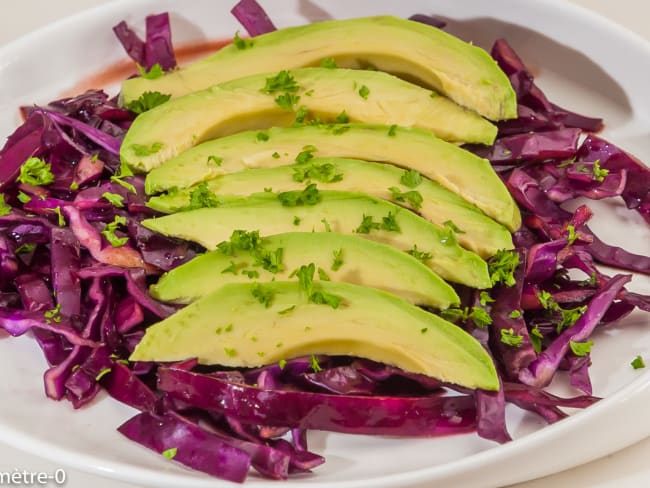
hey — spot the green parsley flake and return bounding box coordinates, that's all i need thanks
[278,305,296,315]
[221,261,239,275]
[95,368,112,381]
[407,245,432,263]
[592,160,609,182]
[102,192,124,208]
[278,183,321,206]
[320,57,338,69]
[292,263,342,308]
[631,355,646,370]
[358,85,370,99]
[137,63,164,79]
[295,146,317,164]
[17,191,31,204]
[0,194,11,216]
[530,326,544,353]
[321,218,332,232]
[208,155,223,166]
[278,359,287,369]
[500,328,523,347]
[388,124,398,137]
[569,340,593,357]
[292,162,343,183]
[294,105,310,124]
[479,291,495,306]
[233,31,253,50]
[317,267,331,281]
[388,186,423,210]
[44,303,62,324]
[331,248,344,271]
[293,216,301,226]
[381,211,401,232]
[354,214,381,234]
[508,309,522,319]
[49,207,66,227]
[243,269,260,279]
[162,447,178,460]
[252,283,274,308]
[130,142,164,157]
[443,220,466,234]
[125,91,171,114]
[566,224,578,245]
[69,181,79,191]
[224,347,237,358]
[110,176,137,194]
[310,355,322,372]
[469,307,492,328]
[488,250,520,287]
[15,243,36,255]
[335,110,349,123]
[188,182,221,210]
[101,215,129,247]
[272,152,281,159]
[18,157,54,186]
[253,247,284,274]
[400,169,422,188]
[275,93,301,110]
[262,70,299,93]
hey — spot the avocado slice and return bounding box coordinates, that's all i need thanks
[144,125,520,232]
[147,157,513,258]
[130,281,499,390]
[142,191,491,289]
[120,16,516,121]
[120,68,497,172]
[151,231,459,309]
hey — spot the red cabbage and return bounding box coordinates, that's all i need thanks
[231,0,277,37]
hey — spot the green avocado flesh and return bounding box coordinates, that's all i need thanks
[120,16,516,121]
[120,68,497,172]
[144,125,520,232]
[142,191,491,289]
[148,157,513,258]
[151,231,459,309]
[130,281,499,390]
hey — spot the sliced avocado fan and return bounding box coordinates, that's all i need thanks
[151,231,459,309]
[120,15,516,121]
[120,68,497,172]
[130,281,499,391]
[144,125,520,232]
[147,157,513,258]
[142,191,491,289]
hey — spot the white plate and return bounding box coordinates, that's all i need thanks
[0,0,649,487]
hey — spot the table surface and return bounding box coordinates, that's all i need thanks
[0,1,648,487]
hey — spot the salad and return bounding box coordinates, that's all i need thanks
[0,0,648,483]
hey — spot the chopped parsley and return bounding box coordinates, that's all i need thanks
[278,183,321,206]
[0,194,10,216]
[49,206,66,227]
[102,192,124,208]
[216,229,262,255]
[130,142,164,157]
[293,216,301,226]
[294,105,310,123]
[253,247,284,274]
[569,340,593,357]
[331,248,344,271]
[292,162,343,183]
[358,85,370,99]
[354,214,381,234]
[500,328,523,347]
[243,269,260,279]
[400,169,422,188]
[440,306,492,328]
[321,218,332,232]
[278,359,287,369]
[207,155,223,166]
[125,91,171,114]
[233,31,253,50]
[17,191,31,204]
[95,368,112,381]
[262,70,299,93]
[443,220,465,234]
[537,290,587,333]
[592,160,609,182]
[162,447,178,460]
[335,110,349,123]
[530,326,544,353]
[388,124,398,137]
[272,152,281,159]
[310,355,322,372]
[479,291,495,306]
[224,347,237,358]
[292,263,342,309]
[381,211,401,232]
[566,224,577,245]
[18,157,54,186]
[320,57,338,69]
[101,215,129,247]
[137,63,164,79]
[317,267,331,281]
[295,145,317,164]
[631,355,646,370]
[388,186,423,210]
[275,92,301,110]
[508,309,522,319]
[407,245,432,263]
[15,243,36,255]
[44,303,62,324]
[278,305,296,316]
[188,182,221,209]
[488,250,520,287]
[221,261,239,275]
[252,283,274,308]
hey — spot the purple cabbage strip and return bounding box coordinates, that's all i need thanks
[474,128,581,164]
[158,367,476,437]
[0,308,97,347]
[112,21,146,66]
[520,274,632,388]
[231,0,277,37]
[0,113,46,190]
[475,385,511,444]
[40,109,121,155]
[408,14,447,29]
[50,227,81,318]
[144,13,177,71]
[118,412,252,483]
[586,228,650,275]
